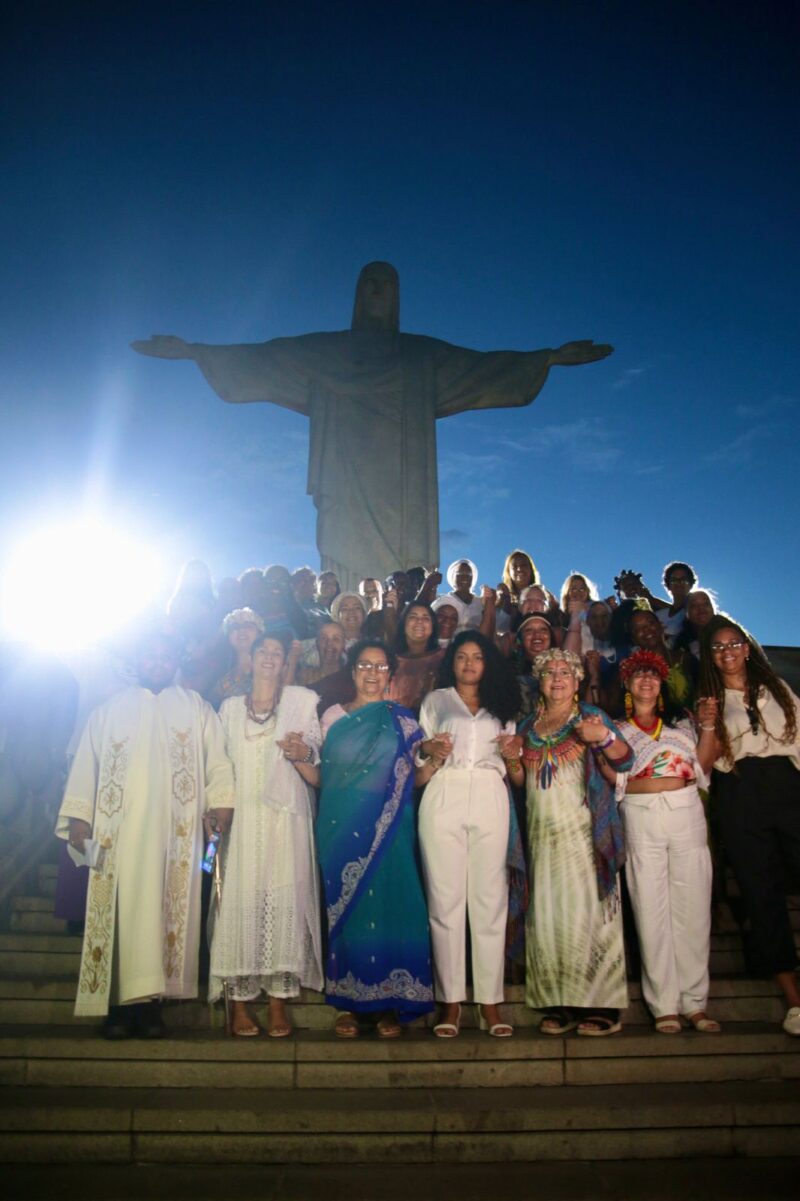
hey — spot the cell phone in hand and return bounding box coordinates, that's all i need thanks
[201,830,220,874]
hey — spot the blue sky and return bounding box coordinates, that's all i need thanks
[1,1,798,645]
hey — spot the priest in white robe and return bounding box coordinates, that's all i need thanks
[56,631,234,1036]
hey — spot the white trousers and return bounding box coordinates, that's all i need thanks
[418,768,509,1004]
[622,785,712,1018]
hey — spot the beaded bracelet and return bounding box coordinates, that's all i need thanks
[590,730,615,753]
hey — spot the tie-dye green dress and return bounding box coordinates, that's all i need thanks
[522,711,629,1012]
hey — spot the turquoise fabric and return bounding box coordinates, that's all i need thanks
[317,701,434,1019]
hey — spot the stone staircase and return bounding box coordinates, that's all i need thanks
[0,862,798,1166]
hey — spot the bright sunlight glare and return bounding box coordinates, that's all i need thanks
[0,516,165,653]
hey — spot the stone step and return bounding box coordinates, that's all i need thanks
[0,983,786,1028]
[3,943,760,982]
[0,1079,797,1163]
[0,950,82,977]
[2,1159,800,1200]
[1,1024,797,1090]
[0,933,82,954]
[8,912,68,935]
[0,976,786,1022]
[11,896,55,913]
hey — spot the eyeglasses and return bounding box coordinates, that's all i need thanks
[710,640,746,653]
[355,661,390,673]
[541,669,574,680]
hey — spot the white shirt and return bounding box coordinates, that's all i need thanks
[715,684,800,773]
[419,687,514,776]
[658,605,687,646]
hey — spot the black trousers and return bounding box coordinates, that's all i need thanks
[713,757,800,976]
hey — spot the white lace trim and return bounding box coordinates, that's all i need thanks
[326,968,434,1003]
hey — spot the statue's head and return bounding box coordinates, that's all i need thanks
[352,261,399,332]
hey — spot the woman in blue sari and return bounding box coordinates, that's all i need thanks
[317,639,435,1037]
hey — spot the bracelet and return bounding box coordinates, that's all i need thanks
[300,747,314,764]
[698,723,716,731]
[591,731,615,752]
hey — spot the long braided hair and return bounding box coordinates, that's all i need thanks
[698,614,797,768]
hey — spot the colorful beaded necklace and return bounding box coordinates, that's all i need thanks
[524,703,583,788]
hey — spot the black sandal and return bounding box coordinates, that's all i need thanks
[576,1014,622,1037]
[540,1008,579,1036]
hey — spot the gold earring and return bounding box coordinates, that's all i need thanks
[624,690,633,718]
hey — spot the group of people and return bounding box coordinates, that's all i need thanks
[55,550,800,1042]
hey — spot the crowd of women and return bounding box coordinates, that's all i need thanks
[110,553,800,1039]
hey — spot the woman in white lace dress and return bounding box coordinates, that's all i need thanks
[209,628,323,1036]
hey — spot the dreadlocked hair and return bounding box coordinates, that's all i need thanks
[699,615,797,769]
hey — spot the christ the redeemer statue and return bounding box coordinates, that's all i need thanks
[133,262,612,589]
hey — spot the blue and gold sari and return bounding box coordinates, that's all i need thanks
[317,701,434,1020]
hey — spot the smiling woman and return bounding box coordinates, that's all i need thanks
[700,616,800,1036]
[316,639,434,1038]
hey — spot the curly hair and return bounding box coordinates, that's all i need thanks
[698,614,797,768]
[394,601,440,655]
[436,630,520,724]
[346,637,398,679]
[663,560,697,589]
[530,647,585,683]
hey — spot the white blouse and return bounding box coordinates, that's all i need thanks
[714,685,800,773]
[419,687,514,777]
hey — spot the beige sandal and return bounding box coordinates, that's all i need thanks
[684,1011,721,1033]
[334,1011,360,1038]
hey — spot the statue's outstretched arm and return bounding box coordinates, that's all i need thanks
[433,338,613,418]
[130,334,311,415]
[131,335,193,360]
[549,340,613,366]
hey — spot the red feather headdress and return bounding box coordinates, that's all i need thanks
[619,648,669,683]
